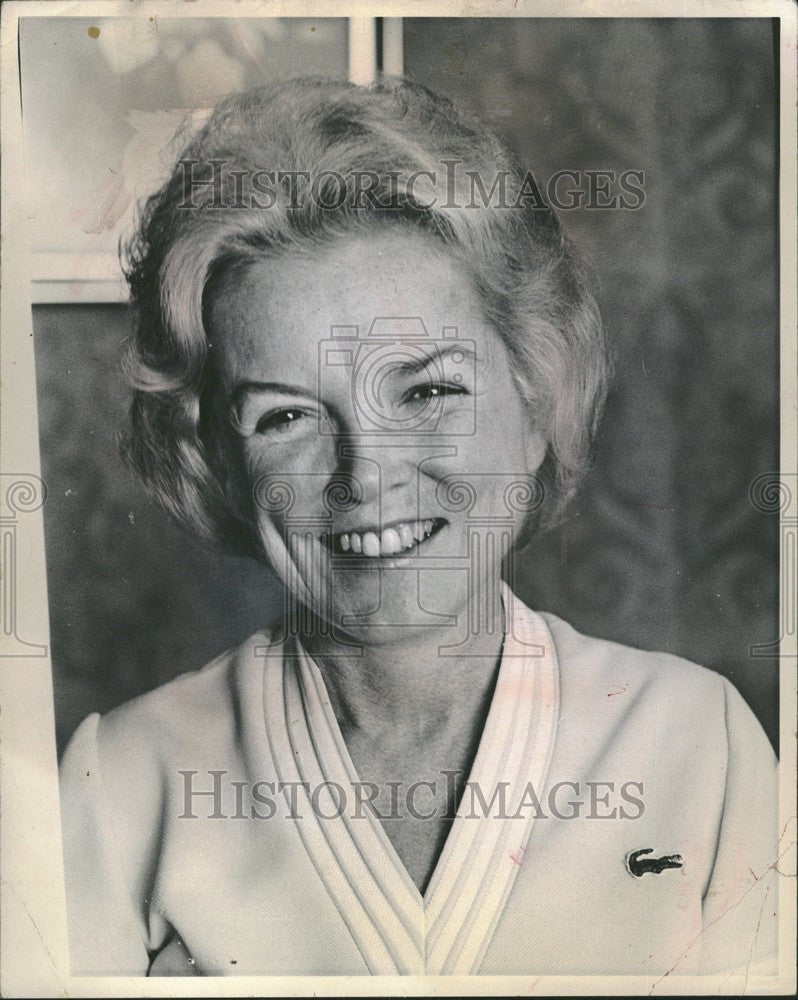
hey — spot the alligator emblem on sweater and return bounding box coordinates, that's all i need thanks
[627,848,683,877]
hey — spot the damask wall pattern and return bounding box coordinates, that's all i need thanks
[34,19,779,754]
[405,18,779,745]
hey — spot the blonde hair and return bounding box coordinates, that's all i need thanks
[122,76,608,556]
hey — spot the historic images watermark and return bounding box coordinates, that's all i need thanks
[177,769,646,822]
[749,472,797,657]
[178,159,646,211]
[0,473,48,657]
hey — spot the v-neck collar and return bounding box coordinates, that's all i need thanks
[261,583,560,975]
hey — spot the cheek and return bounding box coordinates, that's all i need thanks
[409,399,533,494]
[243,434,340,533]
[421,389,536,531]
[472,388,530,465]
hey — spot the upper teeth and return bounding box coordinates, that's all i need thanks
[333,520,436,557]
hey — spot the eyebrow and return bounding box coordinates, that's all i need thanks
[230,343,482,410]
[230,381,313,413]
[392,342,480,375]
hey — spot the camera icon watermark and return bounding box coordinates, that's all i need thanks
[318,317,477,436]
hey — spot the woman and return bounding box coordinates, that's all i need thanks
[59,77,778,978]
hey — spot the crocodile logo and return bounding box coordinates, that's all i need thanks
[627,848,683,877]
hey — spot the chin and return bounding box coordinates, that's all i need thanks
[315,567,476,647]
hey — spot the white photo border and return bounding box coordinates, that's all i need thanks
[1,1,795,996]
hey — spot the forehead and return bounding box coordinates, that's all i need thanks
[206,229,497,383]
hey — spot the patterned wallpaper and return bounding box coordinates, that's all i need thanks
[34,304,283,752]
[35,18,779,753]
[406,18,779,746]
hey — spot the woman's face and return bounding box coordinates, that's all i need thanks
[208,228,547,646]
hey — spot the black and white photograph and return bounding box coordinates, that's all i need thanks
[1,1,795,995]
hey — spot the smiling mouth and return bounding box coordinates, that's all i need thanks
[320,518,447,557]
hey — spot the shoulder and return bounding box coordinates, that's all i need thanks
[536,609,773,760]
[539,609,726,700]
[63,628,280,786]
[58,628,284,907]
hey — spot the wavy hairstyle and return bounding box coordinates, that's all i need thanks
[122,76,608,557]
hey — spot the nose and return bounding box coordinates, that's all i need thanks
[334,425,413,514]
[323,360,426,517]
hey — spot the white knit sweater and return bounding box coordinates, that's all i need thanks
[59,588,778,978]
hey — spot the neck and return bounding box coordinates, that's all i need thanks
[297,603,506,741]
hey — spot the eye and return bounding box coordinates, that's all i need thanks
[255,408,308,435]
[402,382,469,404]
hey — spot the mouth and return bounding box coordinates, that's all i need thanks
[320,517,447,557]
